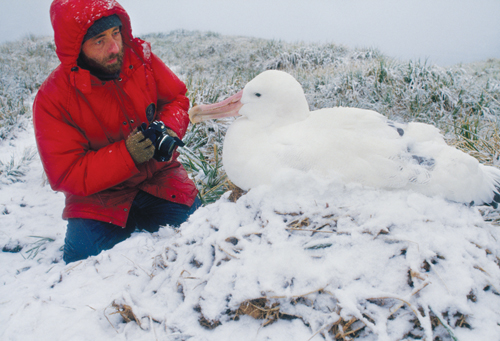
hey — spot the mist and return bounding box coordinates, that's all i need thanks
[1,0,499,66]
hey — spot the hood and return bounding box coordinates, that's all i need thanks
[50,0,133,68]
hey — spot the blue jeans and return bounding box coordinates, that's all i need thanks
[63,191,201,263]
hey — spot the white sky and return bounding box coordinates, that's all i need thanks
[0,0,499,66]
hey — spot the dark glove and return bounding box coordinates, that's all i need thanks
[125,128,154,164]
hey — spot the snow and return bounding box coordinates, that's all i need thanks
[2,0,500,66]
[1,117,500,340]
[191,69,500,208]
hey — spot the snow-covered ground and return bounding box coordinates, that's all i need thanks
[1,31,500,341]
[1,115,500,340]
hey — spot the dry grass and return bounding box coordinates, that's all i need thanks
[110,301,142,327]
[226,181,247,202]
[4,32,496,340]
[449,119,500,167]
[101,201,494,340]
[186,209,486,340]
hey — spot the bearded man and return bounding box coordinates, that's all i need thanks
[33,0,200,263]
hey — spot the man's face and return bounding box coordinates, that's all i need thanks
[81,26,124,74]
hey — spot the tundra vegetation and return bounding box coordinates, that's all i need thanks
[1,30,500,340]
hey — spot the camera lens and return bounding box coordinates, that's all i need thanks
[157,135,176,158]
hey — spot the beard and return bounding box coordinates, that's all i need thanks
[79,47,124,76]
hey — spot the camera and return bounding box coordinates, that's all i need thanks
[138,121,185,162]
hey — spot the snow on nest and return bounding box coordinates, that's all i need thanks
[1,127,500,341]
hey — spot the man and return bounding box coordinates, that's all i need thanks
[33,0,200,263]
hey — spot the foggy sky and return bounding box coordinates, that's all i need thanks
[1,0,499,66]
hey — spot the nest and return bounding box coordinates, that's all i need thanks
[192,206,494,339]
[103,181,500,340]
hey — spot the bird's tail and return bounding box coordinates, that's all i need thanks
[490,192,500,209]
[484,166,500,209]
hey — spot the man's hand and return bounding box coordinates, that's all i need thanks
[125,129,154,164]
[165,127,179,139]
[165,127,181,162]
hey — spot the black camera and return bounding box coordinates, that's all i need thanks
[138,121,185,162]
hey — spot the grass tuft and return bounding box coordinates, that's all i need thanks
[23,236,55,260]
[1,30,499,210]
[0,147,37,184]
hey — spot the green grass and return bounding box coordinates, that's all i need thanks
[1,31,499,202]
[23,236,56,260]
[0,147,37,184]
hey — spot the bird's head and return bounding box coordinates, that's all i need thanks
[189,70,310,127]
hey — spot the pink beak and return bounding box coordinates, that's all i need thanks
[189,90,244,124]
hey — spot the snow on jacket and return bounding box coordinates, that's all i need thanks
[33,0,198,227]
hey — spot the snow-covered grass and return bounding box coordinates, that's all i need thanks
[146,30,500,201]
[0,36,58,140]
[1,31,500,340]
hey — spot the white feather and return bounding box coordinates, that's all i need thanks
[204,70,500,206]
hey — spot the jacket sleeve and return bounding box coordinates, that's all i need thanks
[33,86,140,197]
[151,53,190,138]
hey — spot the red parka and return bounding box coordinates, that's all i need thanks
[33,0,198,227]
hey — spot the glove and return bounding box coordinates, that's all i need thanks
[125,128,155,164]
[164,127,181,162]
[165,127,179,138]
[138,122,182,162]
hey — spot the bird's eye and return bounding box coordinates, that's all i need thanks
[255,93,261,97]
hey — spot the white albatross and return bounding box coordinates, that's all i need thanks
[189,70,500,207]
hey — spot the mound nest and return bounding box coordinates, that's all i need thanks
[105,180,500,340]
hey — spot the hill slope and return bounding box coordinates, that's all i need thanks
[1,31,499,340]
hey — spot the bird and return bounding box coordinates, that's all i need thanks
[189,70,500,207]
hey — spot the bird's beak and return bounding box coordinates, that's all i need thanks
[189,90,244,124]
